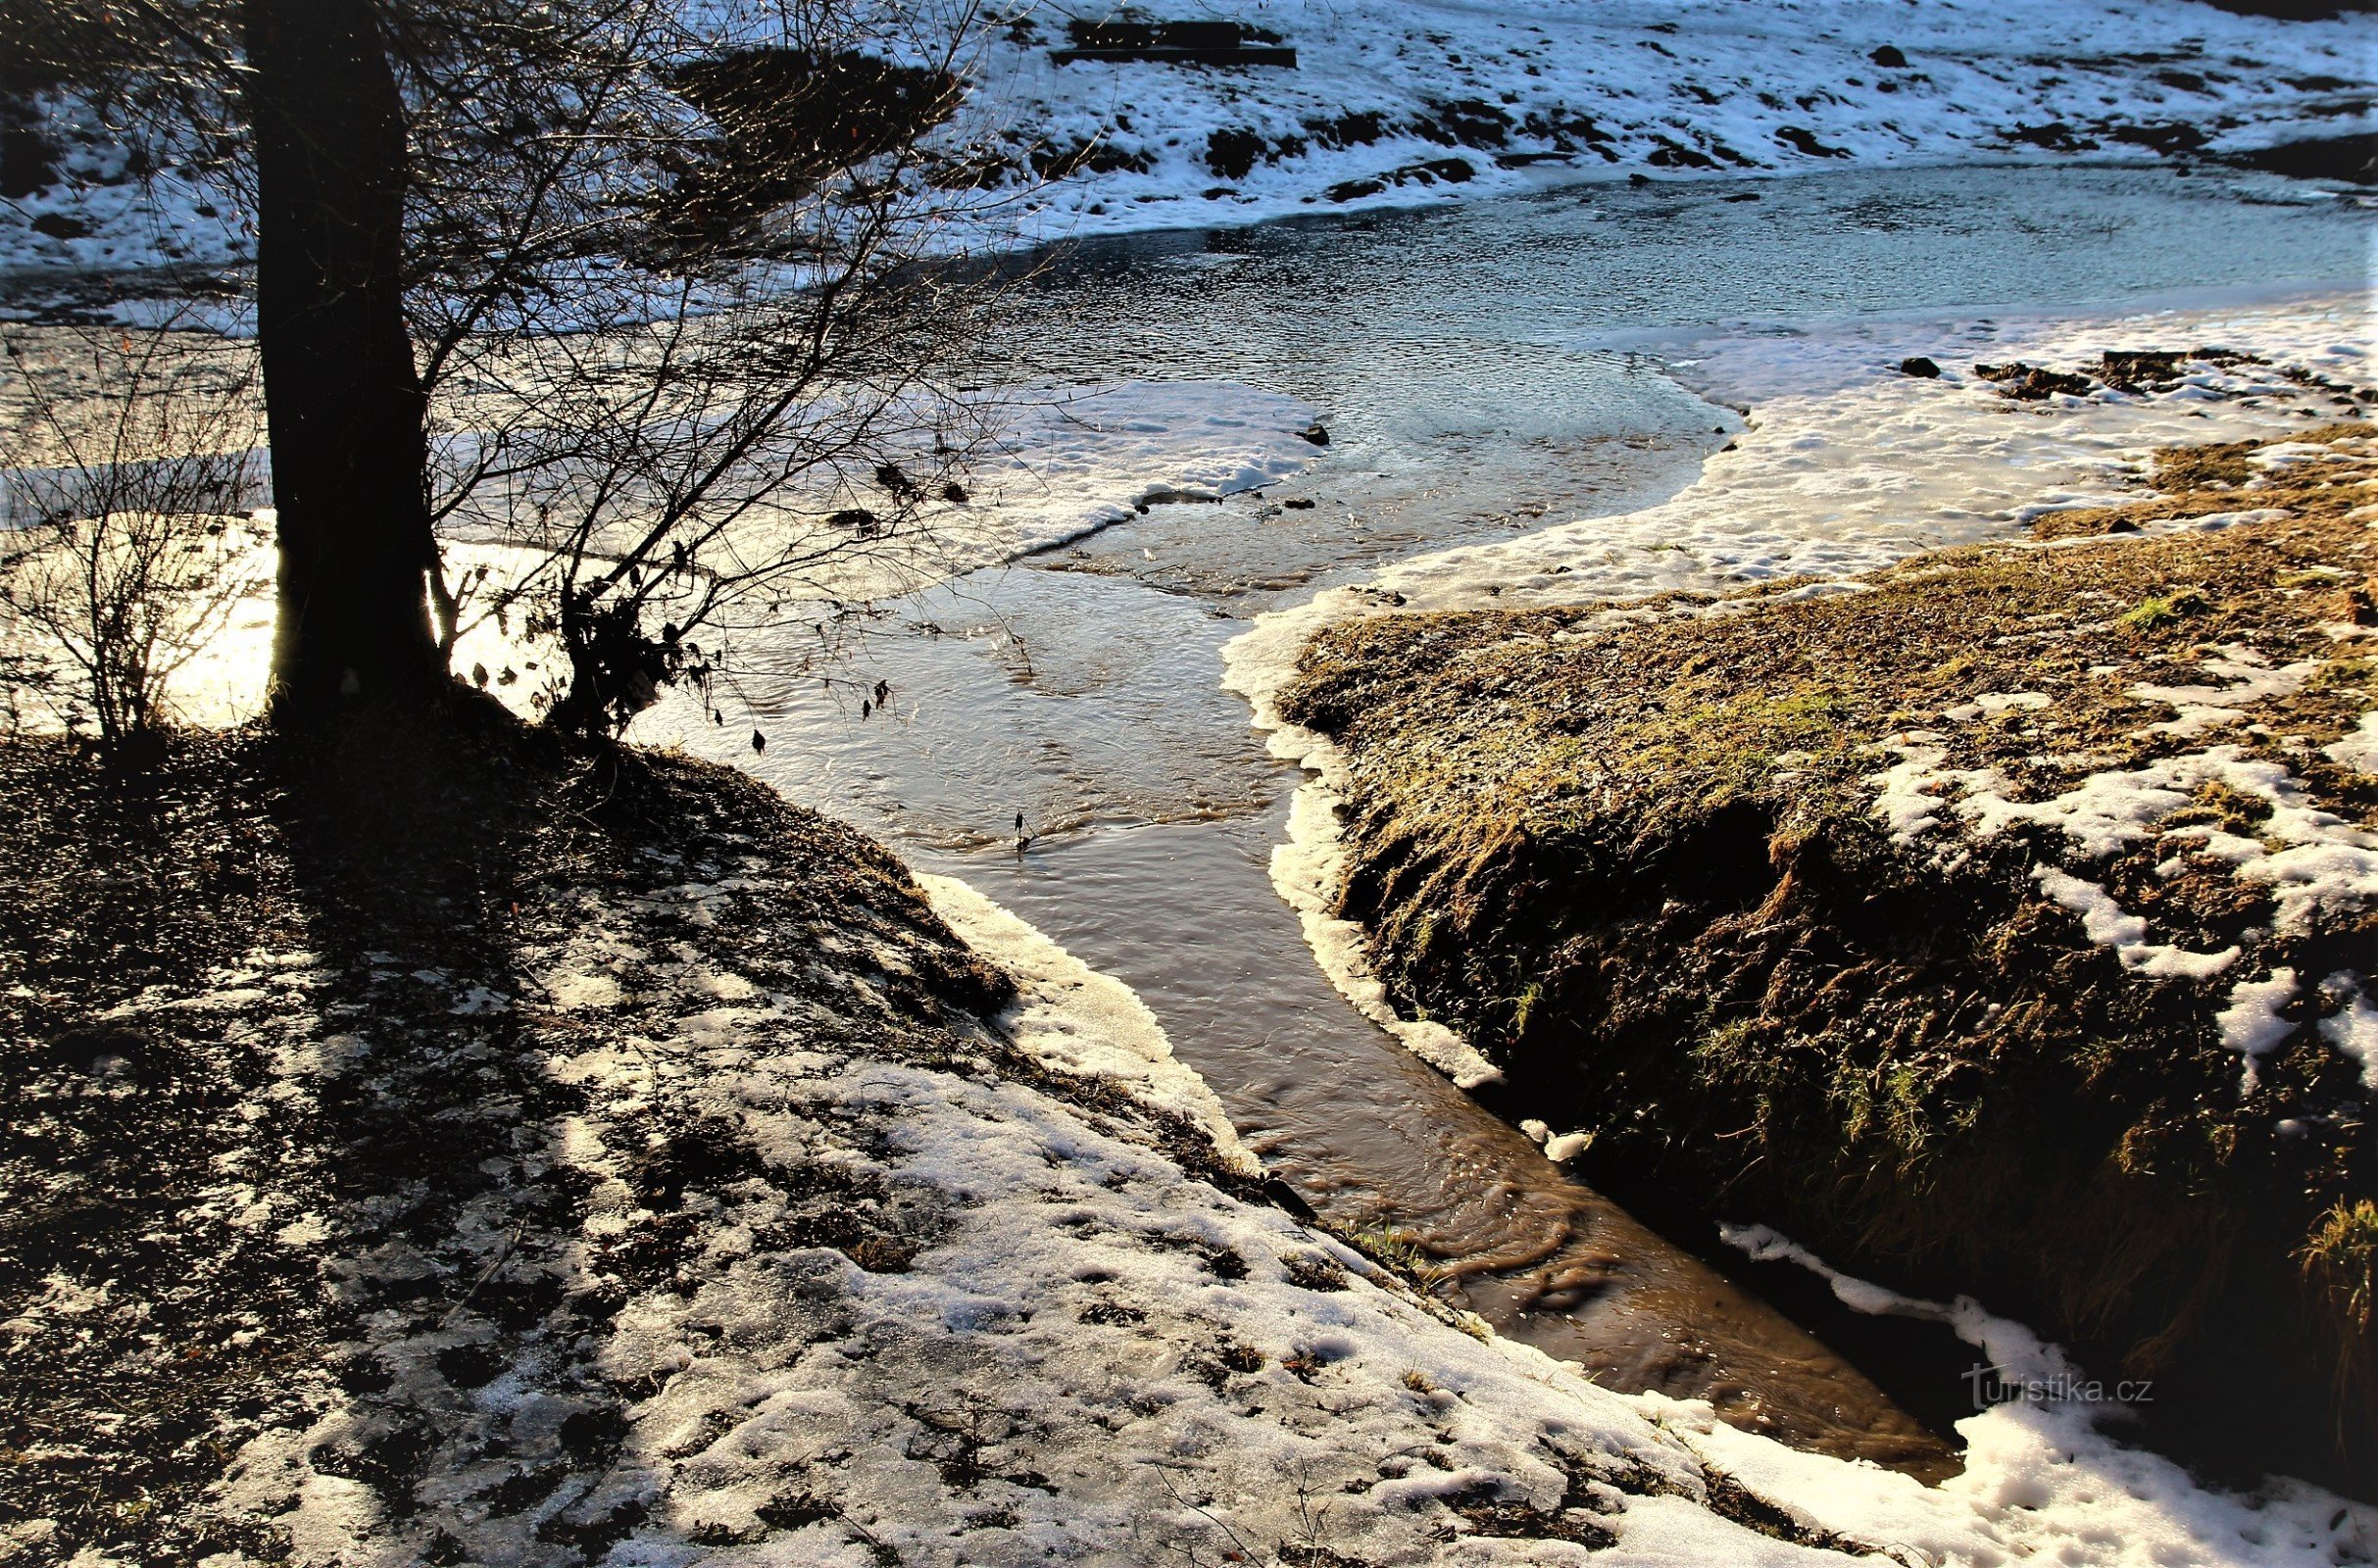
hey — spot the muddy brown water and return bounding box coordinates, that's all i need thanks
[942,811,1956,1474]
[649,163,2366,1476]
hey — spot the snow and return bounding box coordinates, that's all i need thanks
[1884,739,2378,942]
[216,856,1901,1566]
[963,0,2376,246]
[5,1,2371,278]
[2329,711,2378,776]
[1265,721,1506,1092]
[2032,864,2239,981]
[2216,967,2303,1092]
[1708,1224,2378,1568]
[202,833,2378,1565]
[2317,972,2378,1090]
[1541,1131,1593,1164]
[1229,295,2366,709]
[2129,646,2322,739]
[916,869,1261,1175]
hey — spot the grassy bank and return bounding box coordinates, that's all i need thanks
[1278,422,2378,1494]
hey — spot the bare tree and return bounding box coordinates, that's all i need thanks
[4,0,1008,736]
[395,0,1002,732]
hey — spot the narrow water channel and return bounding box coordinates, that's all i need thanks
[648,164,2370,1473]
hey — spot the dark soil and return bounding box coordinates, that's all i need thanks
[2227,132,2378,187]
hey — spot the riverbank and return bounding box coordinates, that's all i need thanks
[1273,405,2378,1495]
[1,720,1951,1567]
[4,2,2370,295]
[967,0,2373,243]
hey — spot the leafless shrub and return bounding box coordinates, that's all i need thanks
[0,321,267,755]
[395,0,1016,733]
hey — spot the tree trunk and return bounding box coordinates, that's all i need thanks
[243,0,444,715]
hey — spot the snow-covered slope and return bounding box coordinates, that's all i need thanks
[966,0,2372,241]
[2,1,2366,282]
[969,0,2378,242]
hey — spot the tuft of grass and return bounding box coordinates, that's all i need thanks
[2303,1199,2378,1423]
[2304,1200,2378,1338]
[1337,1225,1452,1290]
[2118,587,2211,632]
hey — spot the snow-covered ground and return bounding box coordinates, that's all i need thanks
[183,775,1915,1566]
[966,0,2373,242]
[194,803,2378,1566]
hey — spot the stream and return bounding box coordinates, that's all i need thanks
[523,165,2374,1473]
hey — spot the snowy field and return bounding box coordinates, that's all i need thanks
[965,0,2372,241]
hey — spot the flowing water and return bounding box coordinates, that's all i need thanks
[459,165,2378,1470]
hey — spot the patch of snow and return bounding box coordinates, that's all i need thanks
[917,870,1260,1175]
[1263,715,1506,1093]
[2216,969,2301,1093]
[1878,741,2378,940]
[2317,972,2378,1090]
[2173,506,2298,532]
[1541,1130,1592,1163]
[2128,647,2322,739]
[1941,689,2052,723]
[1709,1223,2378,1567]
[2327,711,2378,776]
[2031,865,2238,980]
